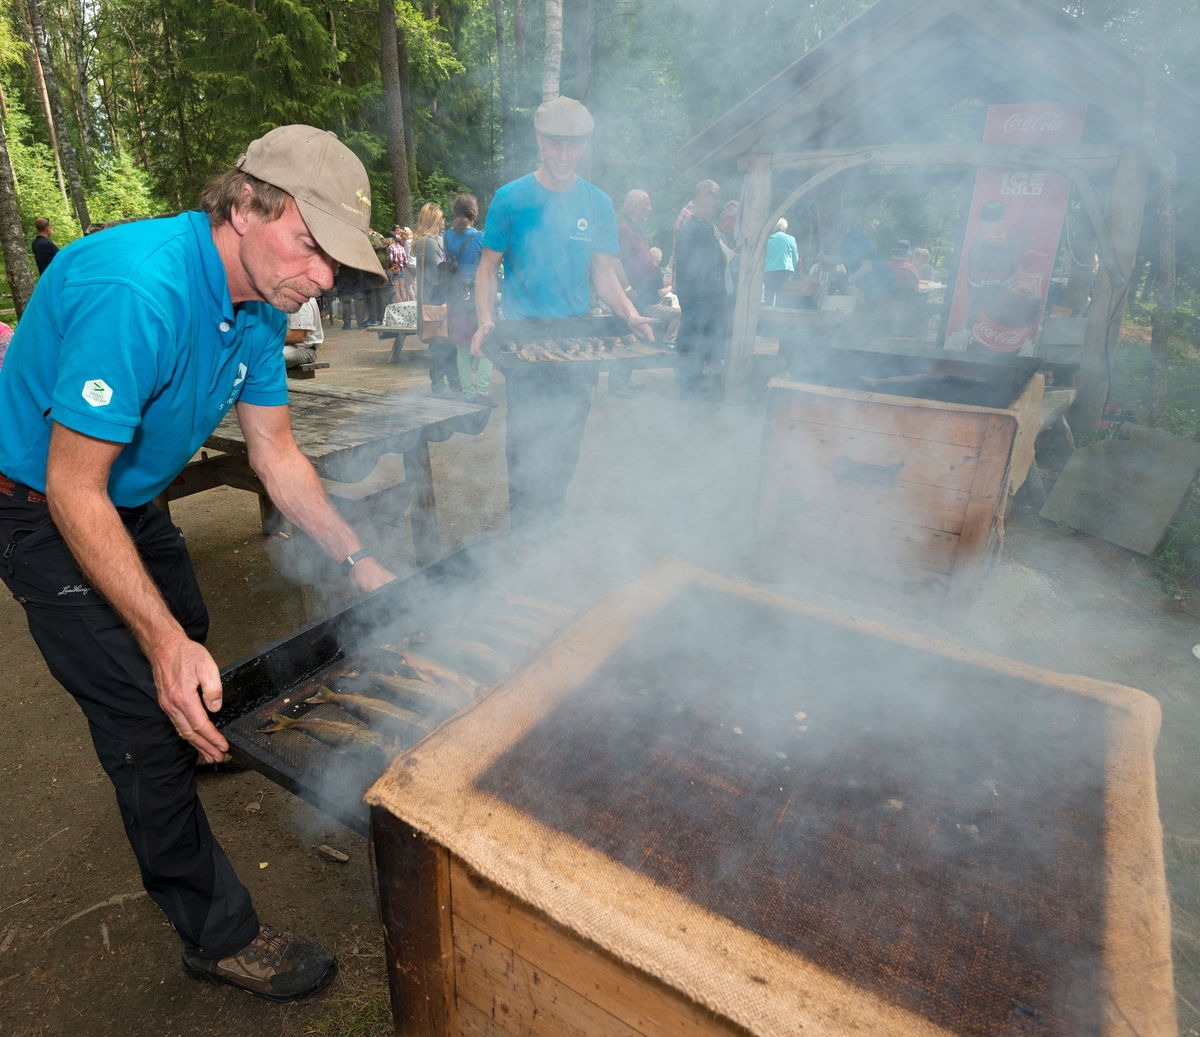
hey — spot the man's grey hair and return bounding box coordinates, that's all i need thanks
[623,189,650,215]
[774,218,788,233]
[694,179,720,200]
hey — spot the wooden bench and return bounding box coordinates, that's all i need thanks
[287,361,330,379]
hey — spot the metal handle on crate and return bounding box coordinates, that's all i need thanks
[832,456,903,487]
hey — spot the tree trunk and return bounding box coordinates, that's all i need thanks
[494,0,512,179]
[397,24,417,203]
[573,0,591,104]
[542,0,561,102]
[0,115,36,317]
[72,0,94,160]
[326,7,349,138]
[59,0,93,174]
[1142,0,1176,429]
[19,0,68,208]
[28,0,89,230]
[380,0,412,230]
[514,0,526,62]
[127,57,150,168]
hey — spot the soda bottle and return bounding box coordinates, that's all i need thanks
[970,250,1048,352]
[966,201,1016,326]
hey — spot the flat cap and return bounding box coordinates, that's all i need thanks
[533,96,595,139]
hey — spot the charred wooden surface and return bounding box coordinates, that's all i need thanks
[372,807,456,1037]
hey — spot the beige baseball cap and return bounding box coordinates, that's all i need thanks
[237,125,387,286]
[533,96,594,139]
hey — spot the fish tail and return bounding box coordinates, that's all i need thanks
[304,686,336,705]
[258,713,295,734]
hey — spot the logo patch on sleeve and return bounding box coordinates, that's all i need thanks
[81,379,113,407]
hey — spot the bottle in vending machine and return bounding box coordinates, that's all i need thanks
[970,250,1049,353]
[966,201,1016,326]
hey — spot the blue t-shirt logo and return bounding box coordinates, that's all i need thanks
[571,217,591,243]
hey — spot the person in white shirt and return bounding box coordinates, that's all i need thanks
[283,296,324,366]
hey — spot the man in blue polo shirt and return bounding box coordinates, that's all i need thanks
[470,97,653,547]
[0,125,393,1002]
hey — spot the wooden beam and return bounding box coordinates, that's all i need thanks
[372,807,455,1037]
[1072,147,1151,434]
[724,153,772,404]
[685,0,958,168]
[740,143,1122,172]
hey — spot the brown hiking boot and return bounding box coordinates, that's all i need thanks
[182,925,337,1002]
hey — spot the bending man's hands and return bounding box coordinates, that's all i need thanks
[151,635,228,764]
[349,557,396,594]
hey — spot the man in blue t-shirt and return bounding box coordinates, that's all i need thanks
[469,97,653,542]
[0,126,394,1002]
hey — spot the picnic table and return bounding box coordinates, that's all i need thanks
[153,383,491,567]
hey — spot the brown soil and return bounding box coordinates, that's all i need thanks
[3,325,1200,1034]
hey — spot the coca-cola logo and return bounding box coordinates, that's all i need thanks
[1002,112,1067,134]
[972,316,1033,352]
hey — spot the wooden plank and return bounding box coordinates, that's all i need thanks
[758,142,1122,172]
[1072,147,1151,433]
[775,459,971,534]
[774,495,961,574]
[771,420,979,492]
[455,916,642,1037]
[725,153,771,405]
[941,414,1016,619]
[371,808,456,1037]
[785,391,987,449]
[450,858,744,1037]
[456,997,505,1037]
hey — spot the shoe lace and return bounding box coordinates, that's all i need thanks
[244,925,295,970]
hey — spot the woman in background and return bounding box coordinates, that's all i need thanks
[415,203,462,398]
[444,193,494,407]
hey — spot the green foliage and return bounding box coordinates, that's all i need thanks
[5,98,77,243]
[87,151,158,222]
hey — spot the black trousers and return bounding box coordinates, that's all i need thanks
[0,492,259,959]
[504,366,595,533]
[429,339,462,391]
[339,292,367,329]
[675,298,725,391]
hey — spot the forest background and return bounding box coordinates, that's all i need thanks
[0,0,1195,342]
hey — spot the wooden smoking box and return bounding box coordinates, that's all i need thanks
[366,559,1172,1037]
[756,355,1043,620]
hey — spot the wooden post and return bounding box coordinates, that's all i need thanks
[404,439,440,567]
[725,152,772,404]
[1071,147,1151,434]
[371,807,455,1037]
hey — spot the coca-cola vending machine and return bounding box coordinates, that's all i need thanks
[943,103,1087,355]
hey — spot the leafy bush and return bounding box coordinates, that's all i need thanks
[87,153,158,223]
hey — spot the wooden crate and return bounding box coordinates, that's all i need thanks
[365,559,1172,1037]
[755,375,1043,618]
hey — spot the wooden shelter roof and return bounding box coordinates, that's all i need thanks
[676,0,1200,171]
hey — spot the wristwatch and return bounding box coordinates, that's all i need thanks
[340,548,373,574]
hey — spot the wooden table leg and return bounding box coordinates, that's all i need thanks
[404,439,440,567]
[371,807,455,1037]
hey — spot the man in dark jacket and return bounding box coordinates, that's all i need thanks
[32,217,59,274]
[673,185,726,397]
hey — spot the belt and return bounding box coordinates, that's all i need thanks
[0,473,47,504]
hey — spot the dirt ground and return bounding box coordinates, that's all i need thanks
[3,324,1200,1035]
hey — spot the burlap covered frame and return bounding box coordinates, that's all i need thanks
[366,558,1173,1037]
